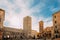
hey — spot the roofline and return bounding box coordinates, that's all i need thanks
[0,9,5,11]
[52,11,60,16]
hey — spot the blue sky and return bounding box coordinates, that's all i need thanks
[0,0,60,32]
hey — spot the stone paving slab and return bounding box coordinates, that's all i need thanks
[54,38,60,40]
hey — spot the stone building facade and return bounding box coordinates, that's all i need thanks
[23,16,32,38]
[3,27,23,40]
[53,11,60,38]
[0,9,5,40]
[39,21,44,33]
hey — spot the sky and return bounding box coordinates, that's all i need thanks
[0,0,60,32]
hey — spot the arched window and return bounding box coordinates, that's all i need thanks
[0,18,1,22]
[55,21,57,23]
[56,35,58,38]
[54,30,59,33]
[54,16,56,18]
[55,26,57,28]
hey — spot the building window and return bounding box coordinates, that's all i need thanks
[55,21,57,23]
[0,18,1,22]
[54,16,56,18]
[55,26,57,28]
[54,30,59,33]
[56,35,58,38]
[54,31,56,33]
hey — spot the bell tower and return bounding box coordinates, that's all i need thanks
[39,21,44,33]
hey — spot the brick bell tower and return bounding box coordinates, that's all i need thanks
[0,9,5,40]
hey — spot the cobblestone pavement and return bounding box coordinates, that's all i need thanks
[3,38,60,40]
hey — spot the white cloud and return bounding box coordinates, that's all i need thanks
[2,0,32,29]
[31,16,53,32]
[30,2,45,13]
[50,6,60,13]
[44,17,53,28]
[0,0,53,32]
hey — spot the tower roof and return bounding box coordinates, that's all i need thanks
[24,16,31,19]
[39,21,43,23]
[0,9,5,11]
[25,16,31,18]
